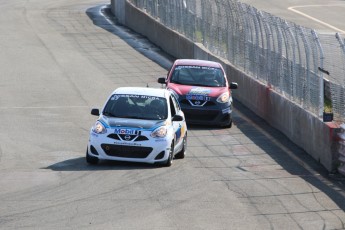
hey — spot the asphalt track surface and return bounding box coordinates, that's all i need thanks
[1,0,345,229]
[240,0,345,34]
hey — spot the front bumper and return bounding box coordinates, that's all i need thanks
[179,100,232,126]
[88,131,172,164]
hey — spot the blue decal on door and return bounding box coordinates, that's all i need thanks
[175,125,182,142]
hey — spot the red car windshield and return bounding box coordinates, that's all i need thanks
[170,65,226,87]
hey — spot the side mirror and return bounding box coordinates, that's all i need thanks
[91,108,100,116]
[172,114,183,122]
[158,77,166,84]
[229,82,238,89]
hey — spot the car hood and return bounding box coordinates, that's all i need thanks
[168,83,228,97]
[100,116,166,129]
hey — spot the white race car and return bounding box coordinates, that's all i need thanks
[86,87,187,167]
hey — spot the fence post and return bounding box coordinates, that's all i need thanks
[336,33,345,55]
[332,23,345,157]
[311,30,324,118]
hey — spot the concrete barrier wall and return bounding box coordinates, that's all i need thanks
[111,0,124,24]
[111,0,341,172]
[124,1,194,59]
[194,43,340,171]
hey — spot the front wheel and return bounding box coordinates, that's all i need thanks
[162,142,174,167]
[175,134,187,159]
[222,115,232,128]
[224,120,232,128]
[86,148,99,165]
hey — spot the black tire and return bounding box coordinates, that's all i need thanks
[163,142,174,167]
[175,134,187,159]
[86,148,99,165]
[222,115,232,128]
[224,120,232,128]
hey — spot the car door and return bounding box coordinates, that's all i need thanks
[169,94,184,152]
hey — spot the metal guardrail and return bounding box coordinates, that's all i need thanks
[129,0,345,123]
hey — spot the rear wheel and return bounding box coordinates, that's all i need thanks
[86,148,99,165]
[175,134,187,159]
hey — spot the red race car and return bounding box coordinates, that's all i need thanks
[158,59,238,128]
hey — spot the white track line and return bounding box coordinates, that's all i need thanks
[288,5,345,34]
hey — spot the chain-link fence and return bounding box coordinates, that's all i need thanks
[318,33,345,122]
[129,0,345,123]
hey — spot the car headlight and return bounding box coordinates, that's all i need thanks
[217,92,229,103]
[151,126,167,138]
[92,121,107,134]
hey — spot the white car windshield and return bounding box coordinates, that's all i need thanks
[103,94,168,120]
[170,65,226,87]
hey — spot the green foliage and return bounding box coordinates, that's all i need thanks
[195,30,203,43]
[324,96,332,113]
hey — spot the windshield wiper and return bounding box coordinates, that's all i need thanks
[190,83,208,87]
[171,80,184,84]
[124,115,144,119]
[103,111,117,117]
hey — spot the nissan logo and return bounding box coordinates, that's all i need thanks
[195,100,201,105]
[124,135,131,141]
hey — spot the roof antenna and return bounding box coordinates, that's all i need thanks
[146,83,149,88]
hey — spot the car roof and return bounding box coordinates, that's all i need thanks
[174,59,222,68]
[112,87,168,98]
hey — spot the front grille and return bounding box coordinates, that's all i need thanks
[107,134,149,142]
[154,151,165,160]
[180,99,216,107]
[184,109,219,121]
[90,145,99,155]
[107,134,120,140]
[101,144,152,158]
[118,134,137,141]
[135,136,149,141]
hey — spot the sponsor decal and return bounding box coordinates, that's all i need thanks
[140,95,160,100]
[155,139,167,142]
[111,95,120,100]
[222,108,231,114]
[175,66,218,71]
[111,94,160,101]
[114,129,140,135]
[114,141,142,146]
[186,94,211,101]
[188,87,211,95]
